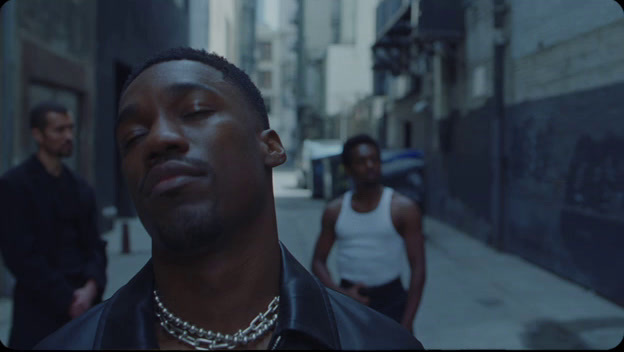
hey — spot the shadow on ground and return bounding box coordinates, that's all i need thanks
[521,317,624,349]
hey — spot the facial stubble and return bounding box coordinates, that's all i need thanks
[146,191,224,254]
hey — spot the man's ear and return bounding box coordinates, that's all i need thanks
[259,129,287,168]
[31,128,44,145]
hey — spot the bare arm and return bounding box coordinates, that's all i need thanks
[394,195,426,332]
[311,200,341,291]
[311,199,371,305]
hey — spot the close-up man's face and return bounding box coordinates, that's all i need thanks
[34,111,74,158]
[347,143,382,185]
[116,60,269,253]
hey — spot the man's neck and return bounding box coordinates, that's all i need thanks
[151,203,282,338]
[352,183,383,201]
[36,149,63,177]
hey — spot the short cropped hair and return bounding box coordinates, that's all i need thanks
[341,134,381,166]
[29,101,68,131]
[120,47,269,129]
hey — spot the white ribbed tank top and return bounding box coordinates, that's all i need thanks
[334,187,405,286]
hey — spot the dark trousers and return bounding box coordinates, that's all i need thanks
[340,277,407,323]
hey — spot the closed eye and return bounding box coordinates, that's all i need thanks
[182,109,215,120]
[121,130,147,151]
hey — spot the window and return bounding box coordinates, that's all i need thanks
[258,70,272,89]
[472,65,487,97]
[258,42,272,61]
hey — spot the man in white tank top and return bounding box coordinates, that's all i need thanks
[312,134,426,334]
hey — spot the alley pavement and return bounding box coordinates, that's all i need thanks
[1,168,623,349]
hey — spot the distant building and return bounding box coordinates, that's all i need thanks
[294,0,380,155]
[256,0,298,165]
[294,0,335,144]
[188,0,257,77]
[323,0,379,141]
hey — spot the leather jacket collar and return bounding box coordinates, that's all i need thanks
[96,242,340,349]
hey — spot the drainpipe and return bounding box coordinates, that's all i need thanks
[490,0,507,250]
[431,41,444,151]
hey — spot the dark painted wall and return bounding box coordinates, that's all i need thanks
[426,82,624,306]
[425,100,494,243]
[94,0,189,231]
[505,80,624,306]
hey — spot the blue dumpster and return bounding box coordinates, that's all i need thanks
[319,149,425,210]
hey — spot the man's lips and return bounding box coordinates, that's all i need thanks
[141,160,208,197]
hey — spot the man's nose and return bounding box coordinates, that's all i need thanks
[144,116,190,161]
[64,129,74,141]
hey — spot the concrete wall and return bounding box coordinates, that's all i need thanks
[508,0,622,60]
[424,0,624,305]
[324,0,378,140]
[188,0,210,51]
[237,0,258,76]
[503,0,624,305]
[325,44,371,116]
[300,0,333,112]
[302,0,334,60]
[384,95,428,150]
[505,80,624,306]
[464,0,494,110]
[509,10,624,104]
[208,0,239,63]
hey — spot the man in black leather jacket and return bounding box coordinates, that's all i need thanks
[35,47,424,350]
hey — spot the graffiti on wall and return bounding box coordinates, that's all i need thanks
[563,133,624,216]
[559,133,624,305]
[509,115,556,182]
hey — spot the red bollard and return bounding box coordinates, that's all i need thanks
[122,222,131,254]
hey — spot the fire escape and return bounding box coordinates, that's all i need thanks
[372,0,465,148]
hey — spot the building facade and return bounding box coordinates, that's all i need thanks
[294,0,335,145]
[188,0,257,80]
[373,0,624,306]
[255,0,298,165]
[323,0,379,141]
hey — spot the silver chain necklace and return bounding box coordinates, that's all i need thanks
[154,289,280,350]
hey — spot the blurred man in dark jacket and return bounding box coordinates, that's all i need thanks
[0,101,107,349]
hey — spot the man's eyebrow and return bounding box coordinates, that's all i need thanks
[115,82,224,130]
[165,82,223,99]
[116,103,138,131]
